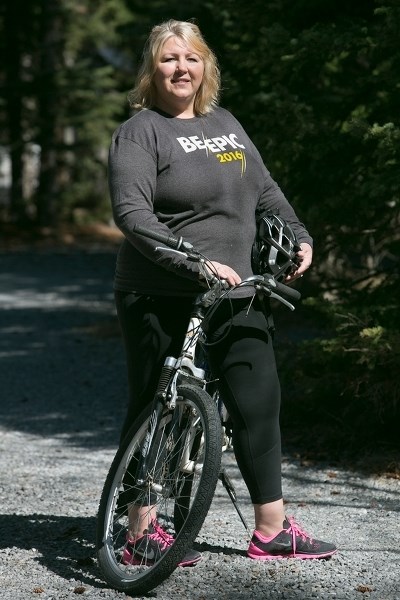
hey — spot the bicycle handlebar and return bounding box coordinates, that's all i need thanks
[265,277,301,301]
[133,224,301,303]
[133,224,194,252]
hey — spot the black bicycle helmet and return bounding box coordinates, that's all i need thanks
[251,212,301,281]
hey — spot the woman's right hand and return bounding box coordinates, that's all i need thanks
[204,261,242,286]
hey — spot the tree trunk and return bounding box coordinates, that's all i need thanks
[36,0,64,227]
[4,0,26,222]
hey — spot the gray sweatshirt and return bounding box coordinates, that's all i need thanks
[108,106,312,297]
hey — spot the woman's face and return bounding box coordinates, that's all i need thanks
[152,36,205,117]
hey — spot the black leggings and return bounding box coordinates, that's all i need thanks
[115,291,282,505]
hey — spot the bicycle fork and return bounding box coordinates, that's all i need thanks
[134,362,176,490]
[134,314,205,490]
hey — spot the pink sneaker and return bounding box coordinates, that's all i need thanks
[123,520,201,567]
[248,516,337,560]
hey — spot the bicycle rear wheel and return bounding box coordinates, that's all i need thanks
[96,383,222,595]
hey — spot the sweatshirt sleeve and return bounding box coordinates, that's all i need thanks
[256,164,313,248]
[224,110,313,248]
[108,132,200,281]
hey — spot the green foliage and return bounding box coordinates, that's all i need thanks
[205,1,399,261]
[201,1,400,456]
[277,294,399,459]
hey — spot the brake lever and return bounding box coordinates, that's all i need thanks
[155,245,203,262]
[268,290,295,311]
[155,246,188,259]
[255,280,295,311]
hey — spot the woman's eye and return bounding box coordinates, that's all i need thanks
[161,55,200,63]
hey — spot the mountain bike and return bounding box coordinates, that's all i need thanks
[96,225,301,595]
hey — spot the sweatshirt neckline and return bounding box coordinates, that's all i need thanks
[151,107,205,123]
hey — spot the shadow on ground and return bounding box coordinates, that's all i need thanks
[0,513,103,587]
[0,249,126,449]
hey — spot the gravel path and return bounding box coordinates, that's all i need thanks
[1,246,399,600]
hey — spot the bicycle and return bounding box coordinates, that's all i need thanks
[96,224,301,595]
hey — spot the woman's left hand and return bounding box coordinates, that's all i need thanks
[285,242,313,282]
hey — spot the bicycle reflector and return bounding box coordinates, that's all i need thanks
[251,213,301,281]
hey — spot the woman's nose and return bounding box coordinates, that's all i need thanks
[176,59,188,73]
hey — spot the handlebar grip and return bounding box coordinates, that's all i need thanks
[273,280,301,300]
[133,225,182,249]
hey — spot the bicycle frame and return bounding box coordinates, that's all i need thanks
[133,276,299,493]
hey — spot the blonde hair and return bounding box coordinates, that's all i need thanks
[128,19,220,115]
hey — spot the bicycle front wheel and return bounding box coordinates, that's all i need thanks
[96,383,222,595]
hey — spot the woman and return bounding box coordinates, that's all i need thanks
[109,19,336,565]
